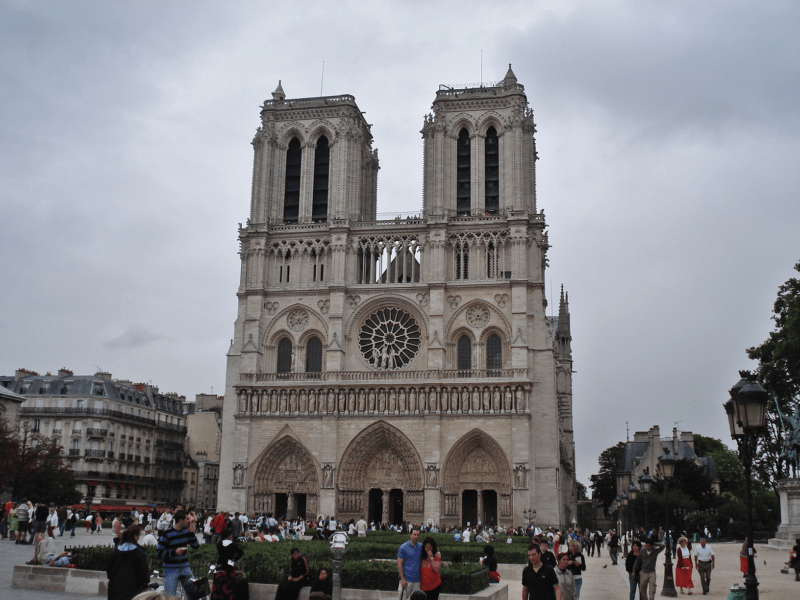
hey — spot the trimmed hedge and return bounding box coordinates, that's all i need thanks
[67,538,494,593]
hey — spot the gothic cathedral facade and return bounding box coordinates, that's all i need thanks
[218,67,577,528]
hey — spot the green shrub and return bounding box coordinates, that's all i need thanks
[66,539,494,592]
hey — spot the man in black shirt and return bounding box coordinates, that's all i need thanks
[521,543,561,600]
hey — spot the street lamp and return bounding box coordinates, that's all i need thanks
[329,531,350,600]
[639,473,653,534]
[619,493,629,558]
[724,371,769,600]
[658,451,678,598]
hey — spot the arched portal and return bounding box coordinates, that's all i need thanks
[251,434,319,520]
[441,429,513,527]
[338,421,424,524]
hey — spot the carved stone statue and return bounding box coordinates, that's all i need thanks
[398,388,406,412]
[426,464,438,487]
[378,389,386,412]
[337,390,346,412]
[308,389,317,414]
[492,387,501,411]
[471,387,480,412]
[299,389,308,413]
[233,464,245,487]
[503,387,513,412]
[279,390,287,413]
[270,390,278,413]
[289,389,298,412]
[327,390,336,413]
[515,386,526,412]
[775,398,800,477]
[388,390,397,413]
[347,389,356,413]
[323,464,334,488]
[357,389,366,413]
[368,389,376,412]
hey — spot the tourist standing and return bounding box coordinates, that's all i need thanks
[555,553,576,600]
[156,509,200,596]
[675,536,694,594]
[626,541,641,600]
[693,538,715,594]
[521,543,561,600]
[566,540,586,598]
[632,539,665,600]
[608,529,620,566]
[397,526,423,599]
[420,536,442,599]
[106,526,149,600]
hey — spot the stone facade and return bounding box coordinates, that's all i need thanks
[1,369,187,507]
[218,67,577,528]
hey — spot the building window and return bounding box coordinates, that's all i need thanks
[277,338,292,373]
[312,136,329,222]
[486,334,502,374]
[455,242,469,280]
[457,335,472,371]
[484,126,499,214]
[32,419,40,433]
[283,137,301,223]
[305,337,323,373]
[456,128,471,215]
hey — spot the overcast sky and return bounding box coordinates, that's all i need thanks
[2,1,798,490]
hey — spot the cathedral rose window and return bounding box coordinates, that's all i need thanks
[359,308,421,370]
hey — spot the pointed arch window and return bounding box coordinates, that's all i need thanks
[277,338,292,373]
[486,333,502,375]
[305,336,323,373]
[456,128,471,215]
[457,335,472,371]
[283,137,301,224]
[484,126,499,214]
[312,136,329,222]
[455,241,469,280]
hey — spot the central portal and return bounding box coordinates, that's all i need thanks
[368,489,383,524]
[389,489,404,524]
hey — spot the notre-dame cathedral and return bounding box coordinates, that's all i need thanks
[217,66,577,529]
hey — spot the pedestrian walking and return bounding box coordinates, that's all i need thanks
[693,538,714,595]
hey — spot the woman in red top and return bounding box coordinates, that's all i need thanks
[420,536,442,600]
[675,536,694,594]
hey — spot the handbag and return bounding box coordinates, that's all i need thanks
[181,577,210,600]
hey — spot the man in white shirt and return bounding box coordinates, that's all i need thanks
[140,525,159,547]
[693,538,715,595]
[355,516,368,538]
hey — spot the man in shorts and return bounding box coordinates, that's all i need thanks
[397,526,422,599]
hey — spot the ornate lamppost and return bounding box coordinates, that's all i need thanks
[639,473,653,535]
[724,371,769,600]
[620,493,630,558]
[658,452,678,597]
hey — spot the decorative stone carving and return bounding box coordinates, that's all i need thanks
[265,301,279,315]
[287,309,309,332]
[317,299,330,314]
[359,308,421,370]
[425,464,439,488]
[467,305,490,328]
[322,464,335,488]
[500,493,512,516]
[514,464,528,488]
[347,294,361,308]
[494,293,509,308]
[447,295,461,310]
[416,292,429,307]
[233,463,246,488]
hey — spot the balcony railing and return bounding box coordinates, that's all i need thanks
[107,451,114,459]
[86,428,108,438]
[240,368,528,384]
[72,429,82,436]
[52,428,62,434]
[68,448,80,456]
[84,449,106,458]
[19,406,185,431]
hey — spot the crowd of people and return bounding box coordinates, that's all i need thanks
[6,497,800,600]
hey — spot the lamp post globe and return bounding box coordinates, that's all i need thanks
[724,371,769,600]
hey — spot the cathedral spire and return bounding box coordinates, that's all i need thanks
[272,80,285,102]
[556,285,572,358]
[503,64,518,85]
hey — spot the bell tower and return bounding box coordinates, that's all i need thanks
[249,82,379,225]
[421,65,537,217]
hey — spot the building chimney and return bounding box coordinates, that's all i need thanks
[58,368,73,377]
[95,371,112,381]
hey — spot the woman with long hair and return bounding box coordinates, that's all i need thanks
[675,537,694,594]
[274,547,310,600]
[420,536,442,600]
[106,526,149,600]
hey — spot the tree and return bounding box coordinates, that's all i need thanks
[747,260,800,485]
[575,481,588,501]
[589,442,625,511]
[0,419,81,505]
[693,434,744,497]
